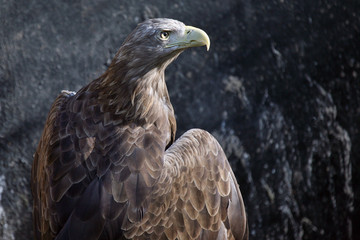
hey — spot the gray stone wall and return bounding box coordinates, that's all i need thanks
[0,0,358,239]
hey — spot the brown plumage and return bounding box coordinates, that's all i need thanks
[31,18,248,240]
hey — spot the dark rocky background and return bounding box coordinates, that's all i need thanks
[0,0,358,239]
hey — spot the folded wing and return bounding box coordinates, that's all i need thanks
[137,128,248,240]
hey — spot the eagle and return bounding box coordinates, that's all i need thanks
[31,18,248,240]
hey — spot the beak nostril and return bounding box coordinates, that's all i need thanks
[186,30,191,34]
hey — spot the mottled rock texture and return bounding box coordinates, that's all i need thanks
[0,0,358,239]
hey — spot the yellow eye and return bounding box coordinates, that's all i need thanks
[160,31,170,40]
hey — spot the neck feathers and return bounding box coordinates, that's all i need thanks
[87,54,173,125]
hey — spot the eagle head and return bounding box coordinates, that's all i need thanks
[114,18,210,72]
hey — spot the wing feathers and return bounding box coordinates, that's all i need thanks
[124,172,150,208]
[112,181,127,203]
[33,87,247,240]
[50,175,73,202]
[183,211,202,238]
[188,184,205,212]
[204,188,221,217]
[155,128,248,239]
[126,148,146,171]
[184,200,199,220]
[67,164,87,184]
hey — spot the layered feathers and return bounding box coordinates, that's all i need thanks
[32,18,248,240]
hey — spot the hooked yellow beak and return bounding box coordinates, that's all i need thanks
[166,26,210,51]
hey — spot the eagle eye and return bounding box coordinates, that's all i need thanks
[159,31,170,40]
